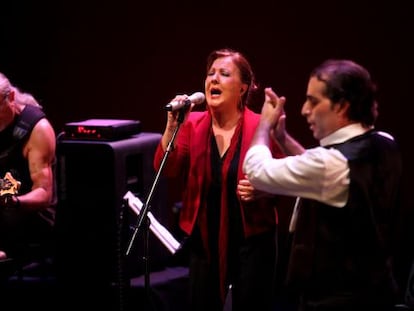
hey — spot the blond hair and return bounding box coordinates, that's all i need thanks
[0,72,42,108]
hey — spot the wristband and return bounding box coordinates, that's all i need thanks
[12,195,20,208]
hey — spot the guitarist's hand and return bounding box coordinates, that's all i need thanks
[0,194,20,209]
[0,172,21,208]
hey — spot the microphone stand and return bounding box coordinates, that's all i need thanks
[125,108,186,310]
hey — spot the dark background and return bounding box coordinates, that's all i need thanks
[1,0,413,294]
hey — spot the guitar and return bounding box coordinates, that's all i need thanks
[0,172,21,197]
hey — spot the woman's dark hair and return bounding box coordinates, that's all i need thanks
[311,59,378,127]
[206,48,258,108]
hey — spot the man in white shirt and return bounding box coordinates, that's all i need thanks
[243,59,402,311]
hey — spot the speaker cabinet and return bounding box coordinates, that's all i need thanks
[55,132,170,306]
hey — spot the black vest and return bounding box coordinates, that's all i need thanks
[287,130,402,307]
[0,105,56,225]
[0,105,45,192]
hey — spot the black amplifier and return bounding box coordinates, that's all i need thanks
[63,119,141,141]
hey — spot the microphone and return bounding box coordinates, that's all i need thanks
[164,92,205,111]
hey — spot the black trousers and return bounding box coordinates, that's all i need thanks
[0,207,53,260]
[298,294,397,311]
[188,231,278,311]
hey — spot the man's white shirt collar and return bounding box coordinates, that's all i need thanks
[320,123,369,147]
